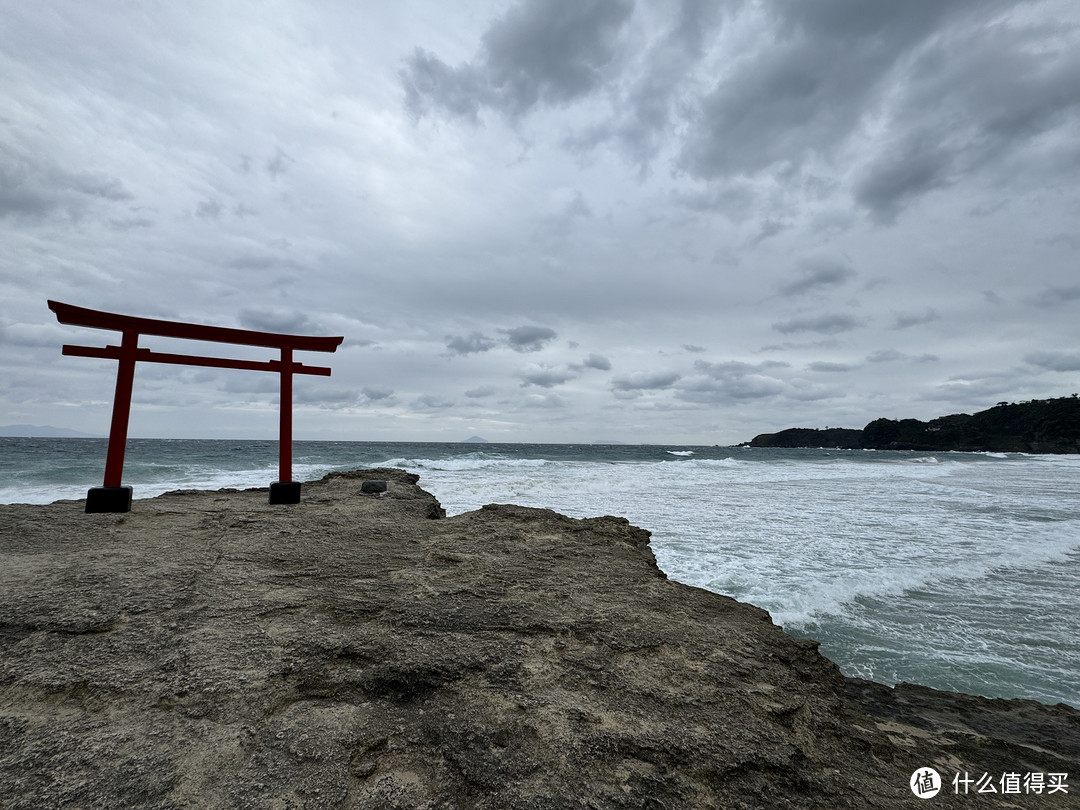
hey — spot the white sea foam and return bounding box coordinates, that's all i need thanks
[415,451,1080,704]
[0,484,92,505]
[381,455,553,472]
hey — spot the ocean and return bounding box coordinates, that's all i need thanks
[2,437,1078,708]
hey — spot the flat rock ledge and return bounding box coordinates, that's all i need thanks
[1,469,1076,809]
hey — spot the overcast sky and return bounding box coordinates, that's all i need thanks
[2,0,1079,444]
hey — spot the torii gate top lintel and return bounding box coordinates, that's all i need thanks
[48,299,344,352]
[48,299,345,512]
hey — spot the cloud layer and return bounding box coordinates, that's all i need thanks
[2,1,1079,442]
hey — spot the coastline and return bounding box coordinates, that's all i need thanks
[743,396,1080,454]
[1,469,1076,808]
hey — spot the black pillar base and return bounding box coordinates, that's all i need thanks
[86,486,133,513]
[269,481,301,505]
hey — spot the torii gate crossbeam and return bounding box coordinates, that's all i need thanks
[48,300,344,512]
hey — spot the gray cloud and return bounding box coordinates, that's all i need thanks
[750,218,789,246]
[0,158,132,221]
[564,0,724,169]
[361,385,395,401]
[921,375,1017,404]
[266,147,294,179]
[447,326,557,356]
[520,364,576,388]
[867,349,903,363]
[401,49,486,122]
[892,309,940,329]
[808,361,856,372]
[1025,352,1080,372]
[779,257,856,296]
[402,0,1079,230]
[676,359,789,404]
[57,170,132,202]
[676,380,780,405]
[108,216,155,231]
[676,0,969,181]
[227,254,303,271]
[0,180,64,220]
[403,0,633,121]
[222,376,280,395]
[294,386,361,408]
[3,2,1079,444]
[569,353,612,372]
[772,313,864,335]
[536,189,593,237]
[501,325,557,352]
[611,370,680,392]
[672,0,1080,223]
[696,359,789,376]
[1031,286,1080,308]
[522,392,569,409]
[855,7,1080,221]
[675,182,756,219]
[0,320,70,349]
[854,136,954,224]
[239,308,317,335]
[867,349,940,364]
[482,0,633,114]
[412,395,455,410]
[446,332,498,356]
[195,198,224,220]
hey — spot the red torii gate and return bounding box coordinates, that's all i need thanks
[48,300,344,512]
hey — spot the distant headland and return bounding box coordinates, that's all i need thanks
[742,395,1080,454]
[0,424,102,438]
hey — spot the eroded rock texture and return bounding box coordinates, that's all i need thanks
[1,469,1076,808]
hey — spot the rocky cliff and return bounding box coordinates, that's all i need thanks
[1,470,1077,808]
[746,396,1080,453]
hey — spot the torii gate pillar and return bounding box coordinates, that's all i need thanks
[270,346,301,506]
[88,329,139,513]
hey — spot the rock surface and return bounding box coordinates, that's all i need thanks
[1,468,1077,808]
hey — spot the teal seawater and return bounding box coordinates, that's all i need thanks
[2,438,1078,708]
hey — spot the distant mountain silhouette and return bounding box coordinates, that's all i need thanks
[461,436,489,443]
[0,424,101,438]
[743,396,1080,454]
